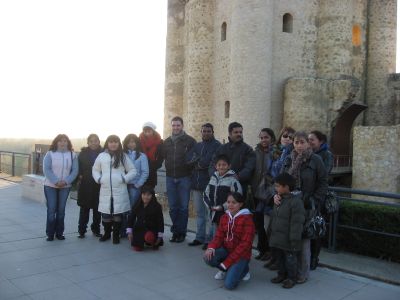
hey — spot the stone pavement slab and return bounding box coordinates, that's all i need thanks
[0,183,399,300]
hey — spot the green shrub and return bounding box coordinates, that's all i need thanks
[336,201,400,262]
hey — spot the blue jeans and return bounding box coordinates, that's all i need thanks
[127,185,141,207]
[192,189,206,242]
[166,176,191,235]
[44,186,70,237]
[204,247,249,290]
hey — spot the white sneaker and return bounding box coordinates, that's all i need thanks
[242,272,251,281]
[214,270,226,280]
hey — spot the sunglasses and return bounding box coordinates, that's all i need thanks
[282,134,293,139]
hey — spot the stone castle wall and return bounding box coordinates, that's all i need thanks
[352,125,400,193]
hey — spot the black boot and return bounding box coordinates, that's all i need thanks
[99,222,112,242]
[113,221,121,244]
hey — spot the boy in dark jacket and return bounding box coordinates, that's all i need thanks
[269,173,305,289]
[127,186,164,251]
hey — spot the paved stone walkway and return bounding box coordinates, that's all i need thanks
[0,184,399,300]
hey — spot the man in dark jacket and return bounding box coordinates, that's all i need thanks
[186,123,221,247]
[212,122,256,197]
[162,116,196,243]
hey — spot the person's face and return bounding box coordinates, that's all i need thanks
[108,140,119,152]
[216,160,230,176]
[259,131,272,149]
[229,127,243,143]
[88,137,100,150]
[293,137,310,153]
[280,131,294,146]
[275,183,290,196]
[141,192,152,205]
[201,126,213,141]
[171,121,183,135]
[308,133,323,151]
[57,138,68,151]
[143,127,154,137]
[227,195,243,215]
[127,139,137,151]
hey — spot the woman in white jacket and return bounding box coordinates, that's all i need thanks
[92,135,136,244]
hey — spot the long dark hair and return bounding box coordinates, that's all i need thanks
[123,134,142,160]
[259,128,276,144]
[49,134,73,152]
[104,135,125,168]
[132,186,157,213]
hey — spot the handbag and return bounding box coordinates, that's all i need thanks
[254,176,273,201]
[324,190,339,214]
[302,199,326,239]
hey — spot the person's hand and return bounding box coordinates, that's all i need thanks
[56,181,67,188]
[273,194,282,206]
[204,248,215,261]
[128,233,133,242]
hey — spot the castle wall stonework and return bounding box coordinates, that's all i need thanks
[352,125,400,193]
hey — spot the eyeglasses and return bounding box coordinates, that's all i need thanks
[282,134,293,139]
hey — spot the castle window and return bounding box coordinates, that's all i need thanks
[221,22,227,41]
[282,13,293,33]
[224,101,230,118]
[352,25,361,46]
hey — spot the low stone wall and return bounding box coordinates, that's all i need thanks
[352,125,400,193]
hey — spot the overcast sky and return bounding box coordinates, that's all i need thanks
[0,1,399,140]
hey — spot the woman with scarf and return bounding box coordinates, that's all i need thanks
[139,122,163,189]
[280,131,328,283]
[308,130,334,270]
[203,192,255,290]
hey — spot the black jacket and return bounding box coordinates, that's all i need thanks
[77,147,102,208]
[127,198,164,247]
[282,153,328,210]
[162,133,196,178]
[212,139,256,184]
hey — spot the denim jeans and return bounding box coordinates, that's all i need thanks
[127,185,141,207]
[191,189,206,242]
[44,186,70,237]
[166,176,191,235]
[204,247,249,290]
[276,248,298,281]
[297,239,311,280]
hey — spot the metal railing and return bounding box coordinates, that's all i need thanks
[326,186,400,252]
[0,151,32,177]
[333,155,352,168]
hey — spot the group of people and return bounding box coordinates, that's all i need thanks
[42,116,333,291]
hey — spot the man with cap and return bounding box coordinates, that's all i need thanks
[139,121,163,189]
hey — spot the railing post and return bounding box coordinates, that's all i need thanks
[28,154,32,174]
[12,153,15,176]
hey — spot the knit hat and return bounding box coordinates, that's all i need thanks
[142,122,157,130]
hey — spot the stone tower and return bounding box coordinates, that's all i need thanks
[164,0,397,148]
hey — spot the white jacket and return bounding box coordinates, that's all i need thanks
[92,152,136,214]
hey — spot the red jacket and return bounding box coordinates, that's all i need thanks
[208,209,255,269]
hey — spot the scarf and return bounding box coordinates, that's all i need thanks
[139,131,162,162]
[288,148,313,188]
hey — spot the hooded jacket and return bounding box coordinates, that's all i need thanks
[208,209,255,269]
[203,170,242,223]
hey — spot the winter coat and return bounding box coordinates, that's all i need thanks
[208,209,255,269]
[187,137,221,191]
[77,147,102,208]
[43,150,79,188]
[212,138,256,184]
[126,150,149,188]
[139,132,163,188]
[127,198,164,247]
[282,153,328,210]
[315,143,334,174]
[92,152,136,215]
[269,192,306,251]
[203,170,242,223]
[162,133,196,178]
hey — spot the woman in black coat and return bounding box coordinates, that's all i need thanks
[77,134,103,238]
[127,186,164,251]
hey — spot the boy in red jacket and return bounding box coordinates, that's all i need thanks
[203,192,255,290]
